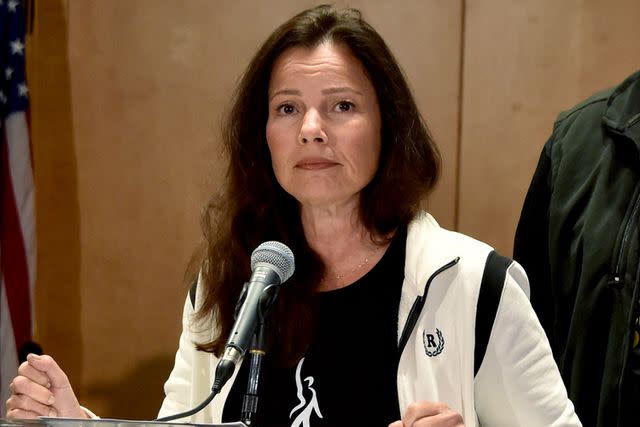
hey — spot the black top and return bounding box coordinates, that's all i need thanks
[222,227,407,426]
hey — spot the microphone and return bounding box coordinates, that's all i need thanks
[154,241,294,423]
[212,241,295,392]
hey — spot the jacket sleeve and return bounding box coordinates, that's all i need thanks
[156,294,197,421]
[513,139,557,353]
[474,262,581,427]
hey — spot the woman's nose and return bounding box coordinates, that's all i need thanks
[299,110,327,144]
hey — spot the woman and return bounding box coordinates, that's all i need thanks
[6,5,580,427]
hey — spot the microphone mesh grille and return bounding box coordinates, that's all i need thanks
[250,241,295,283]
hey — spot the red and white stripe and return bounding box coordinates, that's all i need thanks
[1,110,36,417]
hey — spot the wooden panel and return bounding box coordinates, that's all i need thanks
[340,0,463,228]
[459,0,640,256]
[28,0,85,403]
[30,0,461,418]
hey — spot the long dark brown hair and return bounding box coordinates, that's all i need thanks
[194,4,440,366]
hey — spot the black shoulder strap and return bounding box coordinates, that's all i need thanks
[474,250,512,376]
[189,277,198,309]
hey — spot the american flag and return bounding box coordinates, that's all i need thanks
[0,0,36,417]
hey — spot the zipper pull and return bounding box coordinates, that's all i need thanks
[608,275,623,288]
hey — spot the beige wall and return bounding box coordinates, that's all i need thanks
[458,0,640,254]
[27,0,640,419]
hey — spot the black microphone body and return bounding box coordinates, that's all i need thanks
[227,264,281,357]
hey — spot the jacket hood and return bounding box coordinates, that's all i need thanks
[404,212,494,292]
[405,212,458,290]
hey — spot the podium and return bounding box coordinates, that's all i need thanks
[0,419,246,427]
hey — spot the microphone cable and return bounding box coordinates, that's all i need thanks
[154,357,236,422]
[154,390,218,423]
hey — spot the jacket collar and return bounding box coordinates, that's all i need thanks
[405,212,458,292]
[602,70,640,147]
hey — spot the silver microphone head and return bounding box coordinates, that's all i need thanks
[250,241,295,283]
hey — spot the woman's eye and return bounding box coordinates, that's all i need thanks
[335,101,354,112]
[277,104,296,115]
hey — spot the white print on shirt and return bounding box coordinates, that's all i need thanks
[289,357,323,427]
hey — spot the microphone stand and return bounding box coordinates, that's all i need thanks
[241,321,267,425]
[240,280,278,426]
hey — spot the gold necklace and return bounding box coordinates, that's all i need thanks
[331,245,382,280]
[334,256,372,280]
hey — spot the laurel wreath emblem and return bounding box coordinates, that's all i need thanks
[423,328,445,357]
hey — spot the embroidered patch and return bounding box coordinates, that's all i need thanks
[423,328,445,357]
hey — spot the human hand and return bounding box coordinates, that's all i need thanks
[389,401,465,427]
[6,353,88,419]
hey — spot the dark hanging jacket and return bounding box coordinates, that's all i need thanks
[514,69,640,427]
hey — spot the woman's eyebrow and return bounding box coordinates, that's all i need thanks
[269,87,364,101]
[321,87,364,96]
[269,89,301,100]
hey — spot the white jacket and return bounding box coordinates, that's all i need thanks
[158,212,581,426]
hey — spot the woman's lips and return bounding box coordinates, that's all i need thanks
[295,159,339,170]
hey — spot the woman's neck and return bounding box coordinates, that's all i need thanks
[300,201,389,291]
[301,200,363,247]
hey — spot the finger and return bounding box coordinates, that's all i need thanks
[6,394,58,417]
[402,401,446,427]
[9,376,55,406]
[27,354,71,389]
[18,361,51,388]
[412,410,464,427]
[388,421,404,427]
[7,408,42,420]
[402,402,445,426]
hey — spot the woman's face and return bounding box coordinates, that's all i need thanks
[266,42,382,209]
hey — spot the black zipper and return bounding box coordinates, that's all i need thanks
[397,257,460,355]
[610,186,640,286]
[606,125,640,285]
[616,261,640,427]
